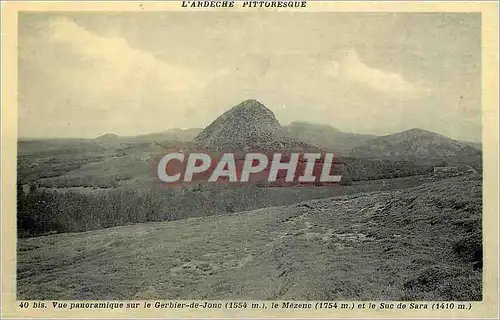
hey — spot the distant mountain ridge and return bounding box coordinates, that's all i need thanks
[193,99,317,151]
[95,133,119,141]
[284,121,377,155]
[91,108,482,160]
[133,128,202,143]
[350,128,481,160]
[461,141,482,151]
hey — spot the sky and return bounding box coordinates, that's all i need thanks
[18,12,481,141]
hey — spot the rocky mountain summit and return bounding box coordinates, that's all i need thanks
[193,99,316,151]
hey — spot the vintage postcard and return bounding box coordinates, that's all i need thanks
[1,1,499,319]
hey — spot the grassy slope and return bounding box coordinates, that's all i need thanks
[17,175,482,301]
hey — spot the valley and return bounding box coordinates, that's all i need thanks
[16,99,483,300]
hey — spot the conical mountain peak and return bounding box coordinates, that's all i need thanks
[194,100,316,152]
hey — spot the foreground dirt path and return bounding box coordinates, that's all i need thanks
[17,176,482,300]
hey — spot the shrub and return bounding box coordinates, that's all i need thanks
[339,175,353,186]
[403,264,481,300]
[453,231,482,270]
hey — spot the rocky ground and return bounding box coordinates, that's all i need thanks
[17,175,482,301]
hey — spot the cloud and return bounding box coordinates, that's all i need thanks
[18,17,229,137]
[18,14,479,141]
[44,17,198,93]
[330,49,430,99]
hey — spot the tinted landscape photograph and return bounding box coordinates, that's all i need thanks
[17,12,482,301]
